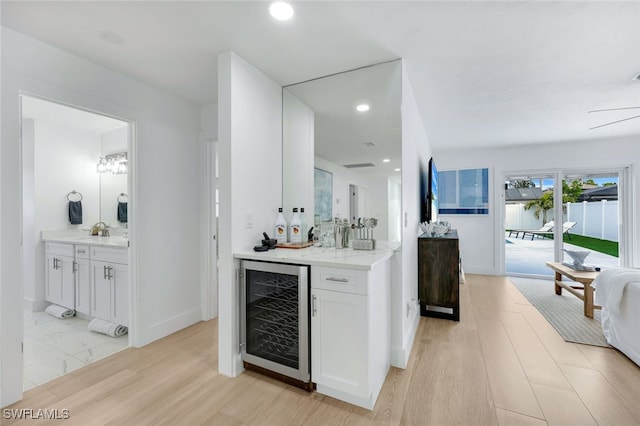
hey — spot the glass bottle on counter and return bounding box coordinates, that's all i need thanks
[274,208,287,244]
[289,208,302,244]
[300,207,308,243]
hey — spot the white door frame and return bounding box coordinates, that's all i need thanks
[202,137,218,320]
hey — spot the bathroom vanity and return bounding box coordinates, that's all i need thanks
[235,244,394,410]
[42,231,129,326]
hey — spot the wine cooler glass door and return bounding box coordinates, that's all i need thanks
[241,261,309,382]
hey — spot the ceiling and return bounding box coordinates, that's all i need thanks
[3,1,640,150]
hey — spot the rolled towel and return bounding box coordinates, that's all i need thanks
[117,202,127,223]
[68,200,83,225]
[88,318,128,337]
[45,304,76,319]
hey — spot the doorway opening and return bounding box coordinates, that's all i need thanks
[21,95,132,391]
[504,171,621,278]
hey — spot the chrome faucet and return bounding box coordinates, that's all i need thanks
[91,222,108,236]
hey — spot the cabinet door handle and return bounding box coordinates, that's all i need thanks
[103,265,108,280]
[312,294,317,317]
[108,266,114,280]
[54,258,59,270]
[73,261,77,274]
[326,276,349,283]
[77,249,86,254]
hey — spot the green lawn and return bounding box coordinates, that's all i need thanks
[520,232,619,257]
[564,234,619,257]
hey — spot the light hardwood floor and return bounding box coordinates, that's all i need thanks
[5,274,640,425]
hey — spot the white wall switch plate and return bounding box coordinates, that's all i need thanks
[246,210,254,229]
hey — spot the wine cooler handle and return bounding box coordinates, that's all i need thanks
[312,294,317,317]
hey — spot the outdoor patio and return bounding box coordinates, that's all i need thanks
[505,232,619,276]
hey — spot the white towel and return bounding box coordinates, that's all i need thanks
[45,304,75,319]
[88,318,128,337]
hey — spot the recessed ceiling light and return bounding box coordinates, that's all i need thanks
[364,142,376,147]
[269,2,294,21]
[356,104,370,112]
[98,30,124,45]
[395,168,401,172]
[382,159,390,163]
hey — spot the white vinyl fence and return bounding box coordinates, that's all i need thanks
[506,200,618,242]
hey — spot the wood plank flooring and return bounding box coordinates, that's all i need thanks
[5,274,640,425]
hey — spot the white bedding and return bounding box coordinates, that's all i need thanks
[592,268,640,366]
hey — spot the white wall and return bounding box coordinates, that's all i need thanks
[217,51,283,377]
[436,135,640,275]
[393,63,430,368]
[367,175,390,241]
[1,28,202,406]
[283,90,314,226]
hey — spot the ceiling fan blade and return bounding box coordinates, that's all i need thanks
[588,106,640,113]
[589,115,640,130]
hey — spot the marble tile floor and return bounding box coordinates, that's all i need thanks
[23,310,128,391]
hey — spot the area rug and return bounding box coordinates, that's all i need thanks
[508,277,610,347]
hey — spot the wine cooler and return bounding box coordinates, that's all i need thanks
[240,260,310,386]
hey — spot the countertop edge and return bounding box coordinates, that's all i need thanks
[234,247,394,271]
[41,235,128,249]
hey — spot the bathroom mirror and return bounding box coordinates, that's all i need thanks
[98,127,129,228]
[282,60,402,242]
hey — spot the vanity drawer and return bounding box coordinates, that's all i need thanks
[75,245,90,259]
[45,242,74,257]
[91,246,128,264]
[312,266,368,295]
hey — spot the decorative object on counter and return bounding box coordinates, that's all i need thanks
[117,193,128,223]
[420,220,452,237]
[261,232,278,249]
[276,241,314,249]
[290,208,302,243]
[334,217,350,249]
[274,208,288,244]
[307,226,314,244]
[88,317,128,337]
[319,220,335,247]
[45,303,76,319]
[300,207,309,242]
[561,249,596,271]
[67,190,83,225]
[352,217,377,250]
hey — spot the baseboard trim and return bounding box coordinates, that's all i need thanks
[23,297,48,313]
[390,309,420,369]
[136,307,201,347]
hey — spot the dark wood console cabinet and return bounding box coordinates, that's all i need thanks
[418,230,460,321]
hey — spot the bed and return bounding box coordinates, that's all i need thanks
[591,268,640,366]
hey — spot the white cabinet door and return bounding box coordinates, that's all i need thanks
[45,253,74,309]
[311,288,369,398]
[91,260,111,321]
[75,258,91,315]
[111,263,129,327]
[58,256,75,310]
[45,253,62,305]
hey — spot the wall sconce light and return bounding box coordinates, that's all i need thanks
[97,152,127,174]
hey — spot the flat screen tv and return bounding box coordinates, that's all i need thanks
[419,157,439,223]
[428,157,438,224]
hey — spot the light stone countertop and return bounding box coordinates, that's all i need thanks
[41,230,128,248]
[234,241,398,271]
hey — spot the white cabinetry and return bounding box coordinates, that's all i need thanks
[311,262,391,410]
[90,247,129,326]
[45,243,75,310]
